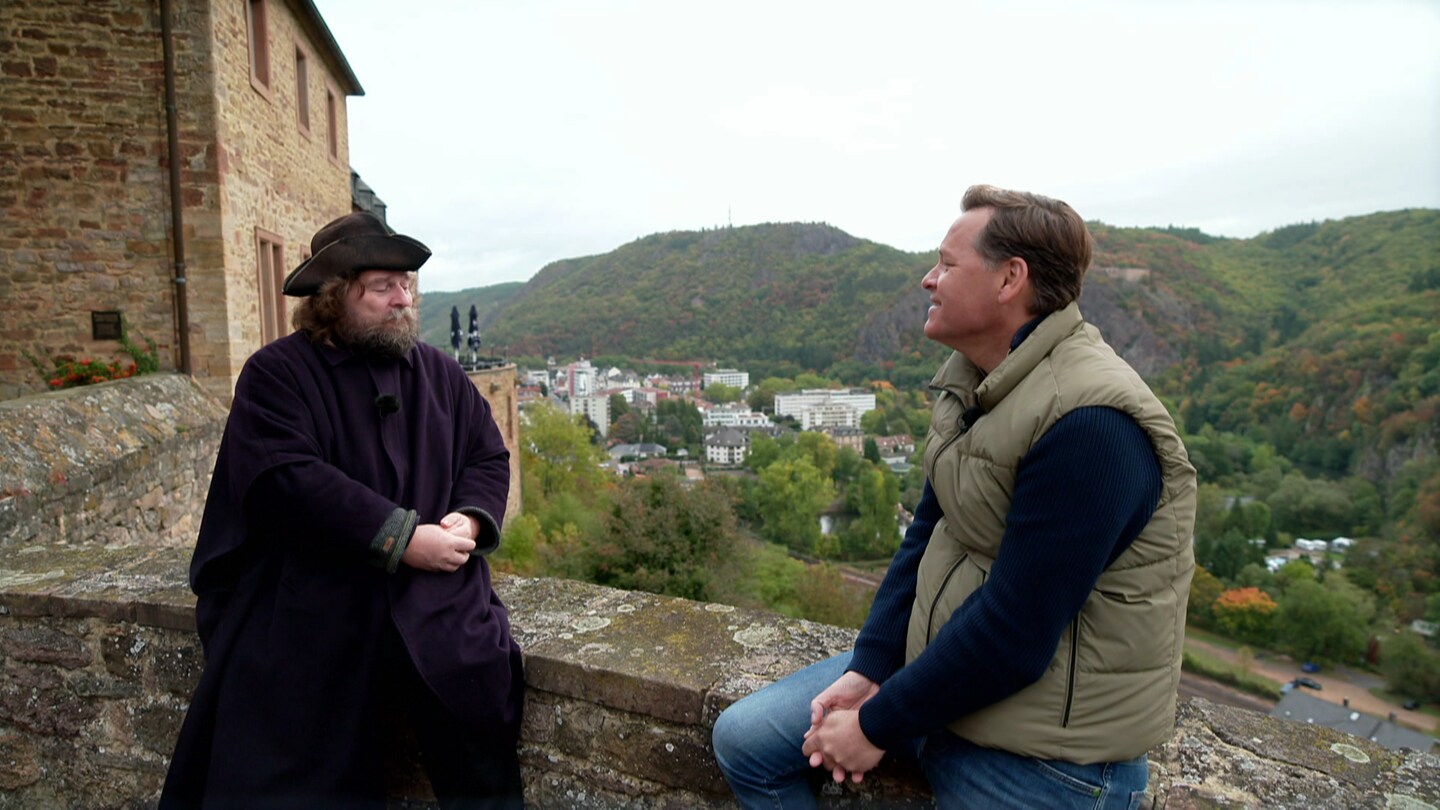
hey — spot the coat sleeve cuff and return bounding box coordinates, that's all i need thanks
[455,506,501,557]
[369,508,417,572]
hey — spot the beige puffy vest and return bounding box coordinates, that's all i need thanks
[907,302,1197,764]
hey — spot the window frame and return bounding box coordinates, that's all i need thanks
[245,0,272,98]
[294,45,310,135]
[254,228,287,345]
[325,87,339,162]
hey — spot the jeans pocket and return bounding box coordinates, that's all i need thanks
[1031,758,1107,803]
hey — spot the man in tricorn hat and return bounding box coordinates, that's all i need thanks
[161,212,524,808]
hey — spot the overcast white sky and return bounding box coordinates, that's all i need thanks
[312,0,1440,293]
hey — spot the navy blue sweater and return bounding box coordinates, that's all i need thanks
[849,405,1163,752]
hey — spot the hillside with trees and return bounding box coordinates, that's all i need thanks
[480,223,948,386]
[453,212,1436,510]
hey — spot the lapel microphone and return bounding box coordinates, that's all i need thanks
[375,394,401,419]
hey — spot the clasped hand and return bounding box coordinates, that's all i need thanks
[800,671,885,784]
[401,512,478,572]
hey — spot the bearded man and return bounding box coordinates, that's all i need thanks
[161,212,524,809]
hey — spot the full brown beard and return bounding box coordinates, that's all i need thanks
[339,307,419,359]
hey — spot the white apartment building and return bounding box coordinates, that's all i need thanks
[703,405,773,428]
[703,369,750,389]
[800,403,861,430]
[774,388,876,418]
[570,394,610,438]
[775,388,876,421]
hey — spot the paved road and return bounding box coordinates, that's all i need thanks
[1186,636,1435,733]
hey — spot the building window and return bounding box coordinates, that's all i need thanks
[246,0,271,95]
[326,88,339,160]
[294,47,310,133]
[255,229,286,345]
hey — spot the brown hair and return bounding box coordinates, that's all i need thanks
[961,184,1093,315]
[290,276,354,345]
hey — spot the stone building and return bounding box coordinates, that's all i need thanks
[1,0,365,403]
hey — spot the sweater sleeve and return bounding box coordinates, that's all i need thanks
[856,406,1163,751]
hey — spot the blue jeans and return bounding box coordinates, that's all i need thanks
[711,653,1148,809]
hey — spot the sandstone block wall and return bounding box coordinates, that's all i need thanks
[197,0,354,402]
[0,0,190,400]
[469,363,523,519]
[1,0,357,405]
[0,374,226,551]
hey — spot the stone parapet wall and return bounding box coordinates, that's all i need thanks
[0,374,227,550]
[1,543,1437,808]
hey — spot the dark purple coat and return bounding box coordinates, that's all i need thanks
[161,333,520,806]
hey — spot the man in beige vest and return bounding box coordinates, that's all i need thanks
[713,185,1197,808]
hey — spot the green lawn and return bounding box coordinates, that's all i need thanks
[1181,647,1283,701]
[1184,625,1250,652]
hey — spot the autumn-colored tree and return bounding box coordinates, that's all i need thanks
[1212,587,1278,646]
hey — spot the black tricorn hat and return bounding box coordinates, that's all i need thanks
[282,211,431,297]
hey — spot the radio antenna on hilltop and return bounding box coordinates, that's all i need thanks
[728,205,732,228]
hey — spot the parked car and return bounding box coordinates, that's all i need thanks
[1300,662,1321,673]
[1403,699,1421,710]
[1291,676,1322,691]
